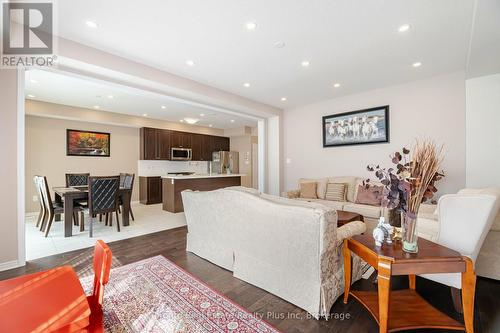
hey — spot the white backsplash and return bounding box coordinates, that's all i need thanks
[138,160,209,177]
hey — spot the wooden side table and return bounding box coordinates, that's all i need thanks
[337,210,364,227]
[343,234,476,333]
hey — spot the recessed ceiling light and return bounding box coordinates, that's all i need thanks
[93,105,100,109]
[281,97,287,101]
[107,95,114,99]
[86,21,98,29]
[208,124,213,128]
[180,119,184,123]
[161,105,166,109]
[186,60,195,66]
[243,82,251,88]
[301,60,310,67]
[27,94,35,98]
[142,113,148,117]
[230,119,235,123]
[184,118,199,124]
[30,79,38,84]
[274,41,285,48]
[412,62,422,68]
[200,113,205,117]
[333,83,341,88]
[398,24,411,32]
[246,22,257,31]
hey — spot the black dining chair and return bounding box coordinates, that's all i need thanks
[39,176,84,237]
[88,176,121,238]
[66,173,90,187]
[118,173,135,221]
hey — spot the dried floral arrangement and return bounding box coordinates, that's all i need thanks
[365,140,445,218]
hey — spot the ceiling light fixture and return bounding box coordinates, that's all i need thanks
[86,21,98,28]
[230,119,235,123]
[107,95,114,99]
[180,119,184,123]
[274,41,285,48]
[333,83,341,88]
[246,22,257,31]
[27,94,35,98]
[412,62,422,68]
[200,113,205,117]
[161,105,166,109]
[243,82,251,88]
[398,24,411,32]
[281,97,287,101]
[184,118,199,124]
[208,124,213,128]
[30,79,38,84]
[93,105,100,109]
[301,60,310,67]
[142,113,148,117]
[186,60,195,66]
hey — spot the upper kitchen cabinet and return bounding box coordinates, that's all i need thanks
[191,134,214,161]
[170,131,192,148]
[140,128,171,160]
[211,136,230,152]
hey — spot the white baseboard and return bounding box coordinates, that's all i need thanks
[0,260,23,272]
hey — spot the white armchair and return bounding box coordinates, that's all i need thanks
[419,193,498,311]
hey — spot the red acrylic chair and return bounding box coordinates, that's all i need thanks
[82,240,113,333]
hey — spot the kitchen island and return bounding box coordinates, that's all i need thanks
[162,174,243,213]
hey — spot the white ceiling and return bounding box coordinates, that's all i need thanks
[25,69,258,129]
[54,0,477,108]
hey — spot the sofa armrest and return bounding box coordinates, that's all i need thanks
[337,221,366,244]
[284,189,301,199]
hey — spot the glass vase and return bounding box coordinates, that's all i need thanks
[401,211,418,253]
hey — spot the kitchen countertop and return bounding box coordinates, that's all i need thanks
[161,173,245,180]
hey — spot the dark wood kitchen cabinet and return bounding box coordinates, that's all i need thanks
[170,131,192,148]
[139,176,162,204]
[140,127,230,161]
[211,136,230,152]
[140,128,171,160]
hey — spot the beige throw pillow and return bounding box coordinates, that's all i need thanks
[300,182,318,199]
[325,183,347,201]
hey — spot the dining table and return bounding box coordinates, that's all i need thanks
[53,185,132,237]
[0,266,90,332]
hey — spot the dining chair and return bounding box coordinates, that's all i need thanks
[83,240,112,333]
[39,176,85,237]
[66,173,90,187]
[418,193,499,319]
[88,176,121,237]
[119,173,135,221]
[33,175,46,228]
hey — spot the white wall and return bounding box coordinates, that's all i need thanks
[283,72,466,195]
[466,73,500,187]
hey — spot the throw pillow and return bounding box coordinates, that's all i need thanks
[325,183,347,201]
[300,182,318,199]
[355,185,383,206]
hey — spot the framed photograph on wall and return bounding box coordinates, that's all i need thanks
[322,105,389,147]
[66,129,111,157]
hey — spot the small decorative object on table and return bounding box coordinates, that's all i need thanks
[365,139,444,253]
[372,217,393,246]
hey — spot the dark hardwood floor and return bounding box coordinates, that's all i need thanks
[2,226,500,332]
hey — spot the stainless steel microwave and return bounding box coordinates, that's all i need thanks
[171,147,192,161]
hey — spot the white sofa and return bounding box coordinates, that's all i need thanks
[417,187,500,280]
[284,176,390,231]
[182,187,366,318]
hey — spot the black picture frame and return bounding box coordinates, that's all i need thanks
[322,105,390,148]
[66,129,111,157]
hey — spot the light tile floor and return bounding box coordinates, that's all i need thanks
[25,203,187,260]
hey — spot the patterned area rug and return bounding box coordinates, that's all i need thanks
[80,255,281,333]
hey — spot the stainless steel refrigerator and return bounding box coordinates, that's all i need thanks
[210,151,239,174]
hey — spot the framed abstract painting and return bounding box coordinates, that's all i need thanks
[66,129,111,156]
[322,105,389,147]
